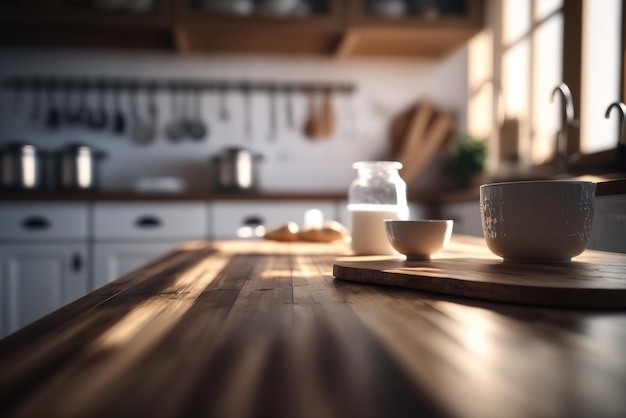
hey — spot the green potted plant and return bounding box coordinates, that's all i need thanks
[445,134,487,189]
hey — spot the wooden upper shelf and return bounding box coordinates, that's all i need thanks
[0,0,486,58]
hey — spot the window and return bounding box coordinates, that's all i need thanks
[470,0,625,175]
[580,0,623,154]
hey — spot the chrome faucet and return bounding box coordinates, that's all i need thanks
[550,83,578,174]
[605,101,626,172]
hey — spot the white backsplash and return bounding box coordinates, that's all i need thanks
[0,47,469,192]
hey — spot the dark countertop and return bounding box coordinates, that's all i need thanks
[1,177,624,204]
[1,237,626,418]
[0,190,349,202]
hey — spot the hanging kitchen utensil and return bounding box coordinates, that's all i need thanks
[187,86,208,141]
[319,89,336,139]
[218,85,229,122]
[242,84,252,141]
[30,80,42,124]
[145,84,158,142]
[166,84,184,142]
[285,84,294,130]
[88,80,108,130]
[63,81,80,125]
[148,84,158,126]
[12,79,22,117]
[76,80,93,127]
[344,90,355,142]
[303,89,320,139]
[268,85,277,141]
[179,86,192,140]
[45,80,61,130]
[130,85,155,145]
[112,82,126,135]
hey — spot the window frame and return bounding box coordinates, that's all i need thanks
[491,0,625,174]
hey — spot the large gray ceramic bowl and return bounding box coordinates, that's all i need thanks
[480,180,596,263]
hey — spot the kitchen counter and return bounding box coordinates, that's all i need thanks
[1,237,626,418]
[0,191,349,202]
[1,176,624,204]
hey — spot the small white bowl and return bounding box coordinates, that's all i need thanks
[384,220,454,260]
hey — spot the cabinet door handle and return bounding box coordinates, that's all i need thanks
[72,253,82,273]
[135,215,162,228]
[242,215,264,227]
[22,216,50,230]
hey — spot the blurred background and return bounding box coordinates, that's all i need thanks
[0,0,623,192]
[0,0,624,336]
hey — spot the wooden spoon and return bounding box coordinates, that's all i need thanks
[303,90,320,139]
[319,89,336,139]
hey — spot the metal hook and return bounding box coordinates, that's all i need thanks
[604,101,626,146]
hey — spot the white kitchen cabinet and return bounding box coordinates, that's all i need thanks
[589,194,626,253]
[92,241,184,290]
[0,243,88,338]
[92,202,209,289]
[211,200,339,239]
[0,203,90,339]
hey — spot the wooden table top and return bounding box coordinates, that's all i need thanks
[1,237,626,418]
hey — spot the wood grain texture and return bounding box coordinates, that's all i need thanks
[334,237,626,308]
[1,238,626,418]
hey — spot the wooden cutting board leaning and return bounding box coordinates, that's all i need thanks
[390,99,455,188]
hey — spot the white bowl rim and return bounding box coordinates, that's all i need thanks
[384,219,453,223]
[480,180,596,189]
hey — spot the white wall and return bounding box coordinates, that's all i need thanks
[0,47,469,192]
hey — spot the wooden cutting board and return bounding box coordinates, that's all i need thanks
[394,100,435,173]
[389,100,434,156]
[333,237,626,309]
[400,110,454,187]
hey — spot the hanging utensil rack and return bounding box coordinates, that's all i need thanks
[1,76,356,95]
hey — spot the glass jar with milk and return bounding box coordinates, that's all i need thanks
[348,161,408,254]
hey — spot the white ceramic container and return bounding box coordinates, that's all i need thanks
[384,219,453,260]
[480,180,597,263]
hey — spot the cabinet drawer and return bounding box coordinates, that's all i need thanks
[93,203,208,240]
[0,203,88,241]
[212,200,337,239]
